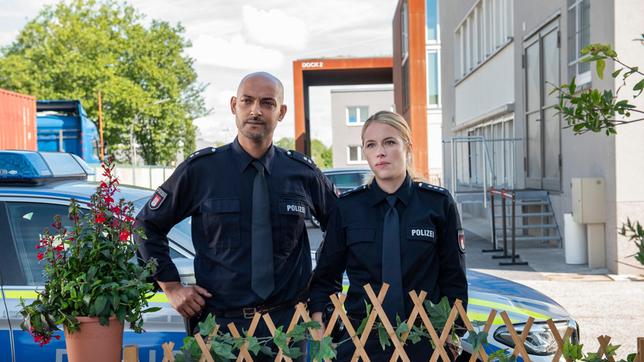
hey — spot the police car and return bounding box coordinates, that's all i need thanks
[0,151,578,361]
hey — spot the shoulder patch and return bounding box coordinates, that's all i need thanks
[285,149,317,170]
[187,145,224,163]
[148,187,168,210]
[416,182,448,194]
[340,184,368,198]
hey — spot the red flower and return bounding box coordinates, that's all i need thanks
[95,213,106,224]
[111,206,121,215]
[119,229,130,241]
[37,252,44,261]
[100,181,107,188]
[104,196,114,205]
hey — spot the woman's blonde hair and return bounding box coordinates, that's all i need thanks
[361,110,417,180]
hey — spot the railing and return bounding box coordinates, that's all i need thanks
[443,137,521,207]
[485,188,528,266]
[88,164,175,190]
[115,283,644,362]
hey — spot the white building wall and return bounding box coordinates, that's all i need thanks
[454,43,515,124]
[613,0,644,274]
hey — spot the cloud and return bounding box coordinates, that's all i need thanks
[188,34,284,70]
[242,5,308,50]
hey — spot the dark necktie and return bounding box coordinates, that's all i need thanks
[382,195,405,322]
[251,160,274,299]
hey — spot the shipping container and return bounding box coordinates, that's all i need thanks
[0,88,37,151]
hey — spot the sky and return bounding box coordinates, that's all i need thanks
[0,0,398,148]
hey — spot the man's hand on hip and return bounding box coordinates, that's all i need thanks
[158,281,212,318]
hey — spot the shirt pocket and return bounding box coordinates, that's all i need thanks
[278,193,308,253]
[201,198,241,249]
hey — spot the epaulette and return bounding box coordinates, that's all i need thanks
[285,149,317,170]
[340,184,368,198]
[416,181,448,194]
[187,145,226,163]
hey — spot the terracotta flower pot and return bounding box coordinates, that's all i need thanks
[64,316,125,362]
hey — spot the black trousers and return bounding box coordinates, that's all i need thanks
[334,330,435,362]
[193,307,306,362]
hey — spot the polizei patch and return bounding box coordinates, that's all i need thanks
[149,188,168,210]
[408,226,436,241]
[280,200,307,216]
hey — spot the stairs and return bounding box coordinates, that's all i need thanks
[453,190,562,248]
[490,190,562,247]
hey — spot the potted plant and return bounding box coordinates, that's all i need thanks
[19,159,159,362]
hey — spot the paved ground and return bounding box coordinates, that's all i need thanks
[305,217,644,360]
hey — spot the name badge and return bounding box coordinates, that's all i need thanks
[408,226,436,241]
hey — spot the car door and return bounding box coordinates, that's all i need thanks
[0,198,72,361]
[0,197,189,361]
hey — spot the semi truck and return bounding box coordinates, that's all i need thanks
[0,88,101,163]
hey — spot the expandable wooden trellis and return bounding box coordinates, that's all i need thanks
[119,283,644,362]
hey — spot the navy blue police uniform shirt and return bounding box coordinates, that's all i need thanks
[136,138,337,311]
[309,175,468,318]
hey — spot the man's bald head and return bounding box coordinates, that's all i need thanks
[237,72,284,103]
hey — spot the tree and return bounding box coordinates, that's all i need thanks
[0,0,208,165]
[274,137,333,169]
[311,139,333,169]
[552,38,644,135]
[553,36,644,268]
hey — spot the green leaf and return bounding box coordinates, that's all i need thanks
[633,79,644,95]
[395,321,409,339]
[93,296,108,315]
[211,340,236,360]
[377,323,391,350]
[605,343,620,357]
[317,336,336,360]
[596,59,606,79]
[245,336,260,356]
[197,314,216,337]
[611,68,623,78]
[464,331,489,352]
[356,315,369,336]
[424,296,451,331]
[141,307,161,313]
[259,345,274,358]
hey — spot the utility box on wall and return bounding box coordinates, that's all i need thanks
[571,178,605,224]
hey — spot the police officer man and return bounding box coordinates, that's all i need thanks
[136,72,336,360]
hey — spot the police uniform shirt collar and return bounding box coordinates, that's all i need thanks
[231,137,275,175]
[368,173,413,207]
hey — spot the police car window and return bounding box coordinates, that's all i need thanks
[4,202,73,286]
[327,173,368,188]
[133,197,193,240]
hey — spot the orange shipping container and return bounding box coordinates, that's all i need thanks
[0,88,37,151]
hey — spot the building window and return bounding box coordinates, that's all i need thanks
[426,0,439,42]
[567,0,590,84]
[346,106,369,125]
[454,0,513,80]
[427,50,440,106]
[347,145,366,163]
